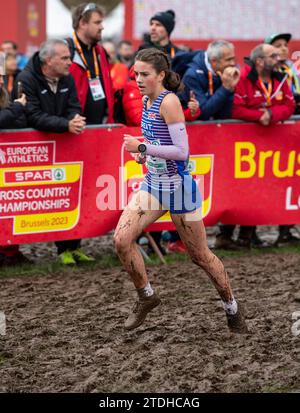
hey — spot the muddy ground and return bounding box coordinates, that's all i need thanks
[1,235,300,393]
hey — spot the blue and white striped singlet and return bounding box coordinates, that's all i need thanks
[140,91,202,214]
[141,91,188,192]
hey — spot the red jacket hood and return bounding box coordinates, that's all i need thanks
[129,65,136,80]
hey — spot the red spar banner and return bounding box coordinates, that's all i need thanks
[0,121,300,245]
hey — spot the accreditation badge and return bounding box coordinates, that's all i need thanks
[89,78,106,101]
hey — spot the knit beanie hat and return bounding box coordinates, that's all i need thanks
[150,10,176,36]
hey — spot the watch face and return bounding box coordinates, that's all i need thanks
[138,144,146,153]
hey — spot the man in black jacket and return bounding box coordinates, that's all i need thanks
[14,39,85,134]
[14,39,94,265]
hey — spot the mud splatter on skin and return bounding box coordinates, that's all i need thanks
[116,220,132,232]
[180,217,187,231]
[138,209,146,218]
[130,259,141,278]
[209,270,232,302]
[117,224,126,232]
[190,251,233,302]
[116,239,148,288]
[172,217,234,304]
[184,240,197,250]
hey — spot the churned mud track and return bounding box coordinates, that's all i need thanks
[0,252,300,392]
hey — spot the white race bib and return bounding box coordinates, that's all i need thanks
[146,140,168,174]
[146,156,168,174]
[89,78,105,101]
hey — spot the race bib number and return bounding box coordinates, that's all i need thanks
[146,140,168,174]
[146,156,168,174]
[89,78,105,101]
[146,140,168,175]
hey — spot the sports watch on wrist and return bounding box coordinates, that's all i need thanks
[138,143,147,154]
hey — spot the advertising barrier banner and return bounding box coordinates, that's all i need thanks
[1,120,300,245]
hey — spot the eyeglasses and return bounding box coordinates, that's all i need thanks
[80,3,98,17]
[264,53,279,59]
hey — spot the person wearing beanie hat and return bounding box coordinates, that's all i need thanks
[138,9,180,59]
[150,10,176,36]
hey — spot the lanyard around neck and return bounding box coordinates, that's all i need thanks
[208,71,214,96]
[73,32,99,79]
[281,63,293,86]
[259,78,272,106]
[7,75,14,94]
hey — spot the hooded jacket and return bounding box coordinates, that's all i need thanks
[232,61,295,123]
[179,50,234,120]
[121,66,143,126]
[14,52,81,133]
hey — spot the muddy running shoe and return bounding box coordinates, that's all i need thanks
[226,302,249,334]
[124,293,161,330]
[72,248,95,263]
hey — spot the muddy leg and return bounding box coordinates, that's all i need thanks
[171,209,233,302]
[114,191,166,288]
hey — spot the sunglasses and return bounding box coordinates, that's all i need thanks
[80,3,98,17]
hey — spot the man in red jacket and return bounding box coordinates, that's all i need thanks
[68,2,114,125]
[228,43,296,249]
[56,3,114,265]
[232,43,295,124]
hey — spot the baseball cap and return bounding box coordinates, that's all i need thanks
[264,33,292,44]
